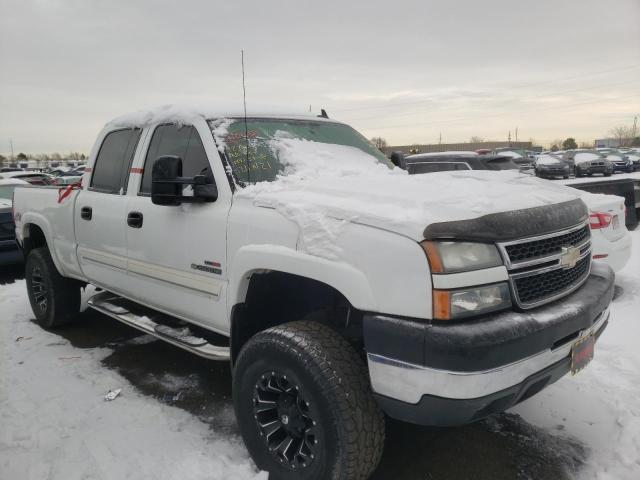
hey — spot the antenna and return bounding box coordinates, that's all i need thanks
[241,50,250,184]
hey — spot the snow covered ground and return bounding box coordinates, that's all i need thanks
[514,226,640,479]
[0,283,265,480]
[1,229,639,480]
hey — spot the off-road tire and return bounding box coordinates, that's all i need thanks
[233,321,385,480]
[25,247,81,328]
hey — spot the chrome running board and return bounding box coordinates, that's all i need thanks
[87,292,230,361]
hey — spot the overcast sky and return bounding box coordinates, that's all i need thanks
[1,0,638,155]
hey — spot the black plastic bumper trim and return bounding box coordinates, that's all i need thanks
[363,262,614,372]
[376,317,607,427]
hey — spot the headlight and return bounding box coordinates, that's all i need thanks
[433,283,512,320]
[421,241,503,273]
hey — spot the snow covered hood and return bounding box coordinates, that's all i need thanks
[235,138,584,242]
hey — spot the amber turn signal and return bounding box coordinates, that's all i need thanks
[420,241,444,273]
[432,290,451,320]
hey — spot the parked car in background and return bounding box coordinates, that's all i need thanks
[0,167,23,173]
[403,152,527,174]
[574,151,613,177]
[626,151,640,171]
[47,167,72,176]
[534,154,571,179]
[52,175,83,186]
[604,152,634,173]
[0,170,55,186]
[0,178,28,265]
[583,194,631,272]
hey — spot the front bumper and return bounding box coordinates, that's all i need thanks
[364,262,615,426]
[613,163,633,172]
[0,239,23,265]
[538,168,569,177]
[577,164,610,174]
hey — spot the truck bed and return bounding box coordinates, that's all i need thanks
[13,185,83,279]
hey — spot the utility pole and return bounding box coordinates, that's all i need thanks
[633,115,638,139]
[439,132,442,145]
[9,138,14,161]
[508,130,511,146]
[515,127,518,143]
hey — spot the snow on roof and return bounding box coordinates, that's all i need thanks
[574,152,602,164]
[535,154,563,166]
[106,104,343,129]
[496,150,523,159]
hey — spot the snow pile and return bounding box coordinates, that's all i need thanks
[0,283,265,480]
[513,227,640,479]
[235,136,581,258]
[210,118,233,153]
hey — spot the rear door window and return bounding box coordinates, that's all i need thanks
[140,125,212,194]
[91,129,142,193]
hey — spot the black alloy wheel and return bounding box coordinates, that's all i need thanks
[253,371,318,470]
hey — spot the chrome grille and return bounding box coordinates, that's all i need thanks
[504,225,590,264]
[513,256,590,305]
[498,222,592,309]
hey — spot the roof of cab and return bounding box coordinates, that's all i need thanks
[106,104,343,129]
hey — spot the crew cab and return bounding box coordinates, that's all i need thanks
[13,107,615,480]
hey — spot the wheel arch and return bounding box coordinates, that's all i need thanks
[21,218,63,273]
[228,246,377,364]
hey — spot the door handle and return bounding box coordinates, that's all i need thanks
[127,211,143,228]
[80,206,92,221]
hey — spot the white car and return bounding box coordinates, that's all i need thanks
[582,193,632,272]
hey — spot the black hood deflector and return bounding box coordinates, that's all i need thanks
[423,198,588,242]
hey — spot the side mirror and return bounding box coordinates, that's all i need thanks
[152,156,183,206]
[390,151,407,170]
[151,155,218,206]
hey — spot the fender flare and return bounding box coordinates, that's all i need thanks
[227,244,378,317]
[20,213,66,276]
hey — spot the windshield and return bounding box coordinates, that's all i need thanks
[208,118,392,184]
[0,185,18,201]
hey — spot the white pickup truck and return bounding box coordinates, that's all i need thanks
[13,107,615,480]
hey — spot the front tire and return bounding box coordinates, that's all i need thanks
[25,247,81,328]
[233,321,385,480]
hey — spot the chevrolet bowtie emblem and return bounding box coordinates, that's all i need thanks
[559,246,580,269]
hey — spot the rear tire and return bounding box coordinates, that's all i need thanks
[25,247,81,328]
[233,321,385,480]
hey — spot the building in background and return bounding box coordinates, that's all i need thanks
[594,138,621,148]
